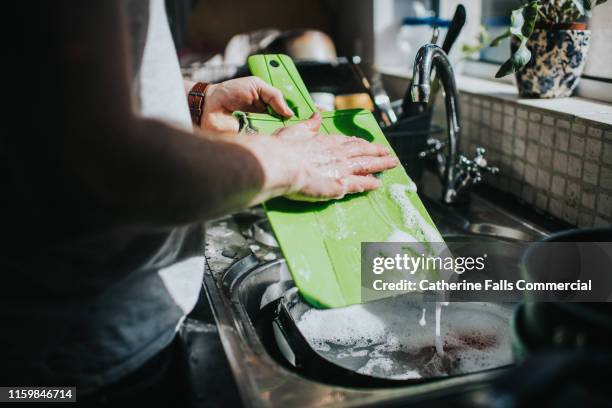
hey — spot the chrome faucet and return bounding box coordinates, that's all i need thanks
[411,44,498,204]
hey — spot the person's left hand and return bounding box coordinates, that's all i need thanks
[200,77,294,132]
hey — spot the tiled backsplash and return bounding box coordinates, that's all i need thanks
[437,93,612,227]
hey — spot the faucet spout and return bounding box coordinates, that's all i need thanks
[411,44,462,203]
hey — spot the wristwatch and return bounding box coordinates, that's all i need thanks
[187,82,210,126]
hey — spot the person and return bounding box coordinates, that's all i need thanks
[1,0,397,401]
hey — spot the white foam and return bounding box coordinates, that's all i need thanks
[296,298,513,379]
[388,183,444,243]
[435,302,445,356]
[419,308,427,327]
[386,230,417,243]
[357,357,394,376]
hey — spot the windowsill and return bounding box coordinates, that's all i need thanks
[377,66,612,126]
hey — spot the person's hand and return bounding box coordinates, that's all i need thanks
[200,77,294,132]
[255,113,399,202]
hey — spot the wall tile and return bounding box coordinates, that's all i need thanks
[536,192,548,209]
[565,181,580,208]
[542,115,555,126]
[582,162,599,185]
[557,119,570,130]
[503,115,514,132]
[571,123,586,133]
[555,130,569,152]
[601,142,612,164]
[527,122,541,141]
[540,126,554,147]
[551,175,565,197]
[526,142,539,165]
[567,155,582,179]
[516,119,527,138]
[512,159,525,179]
[449,90,611,227]
[549,198,564,218]
[600,166,612,189]
[581,189,596,210]
[553,151,568,174]
[588,126,603,139]
[598,193,612,217]
[563,206,578,224]
[514,138,526,158]
[538,147,553,168]
[585,138,602,161]
[569,134,585,157]
[525,163,537,185]
[529,112,542,122]
[537,169,551,190]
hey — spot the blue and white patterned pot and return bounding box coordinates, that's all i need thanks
[513,28,591,98]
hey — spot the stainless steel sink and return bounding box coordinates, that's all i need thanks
[202,183,564,407]
[204,254,514,407]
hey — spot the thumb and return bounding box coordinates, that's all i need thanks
[302,112,322,132]
[257,81,294,118]
[274,112,322,139]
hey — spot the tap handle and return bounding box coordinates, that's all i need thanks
[418,137,446,158]
[459,147,499,183]
[472,147,499,175]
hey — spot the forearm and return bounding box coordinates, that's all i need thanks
[64,117,289,231]
[39,1,282,234]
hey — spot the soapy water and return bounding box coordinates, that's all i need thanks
[388,183,444,244]
[286,182,507,379]
[434,302,445,356]
[295,296,513,380]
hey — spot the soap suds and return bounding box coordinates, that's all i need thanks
[435,302,445,355]
[388,183,444,243]
[419,308,427,327]
[295,297,512,380]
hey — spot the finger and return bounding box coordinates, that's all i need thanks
[256,80,294,118]
[303,112,322,132]
[348,155,399,175]
[274,113,322,139]
[343,139,391,157]
[342,175,383,194]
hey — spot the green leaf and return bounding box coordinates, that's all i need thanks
[514,1,540,39]
[492,1,540,78]
[571,0,587,15]
[490,30,511,47]
[495,40,532,78]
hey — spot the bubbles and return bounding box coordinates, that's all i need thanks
[295,297,513,380]
[419,308,427,327]
[435,302,445,356]
[388,184,443,243]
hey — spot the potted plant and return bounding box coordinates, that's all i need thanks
[491,0,607,98]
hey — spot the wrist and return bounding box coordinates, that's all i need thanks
[241,136,298,199]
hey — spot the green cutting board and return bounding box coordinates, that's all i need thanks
[244,54,442,308]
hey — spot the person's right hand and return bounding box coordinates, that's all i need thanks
[269,113,398,201]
